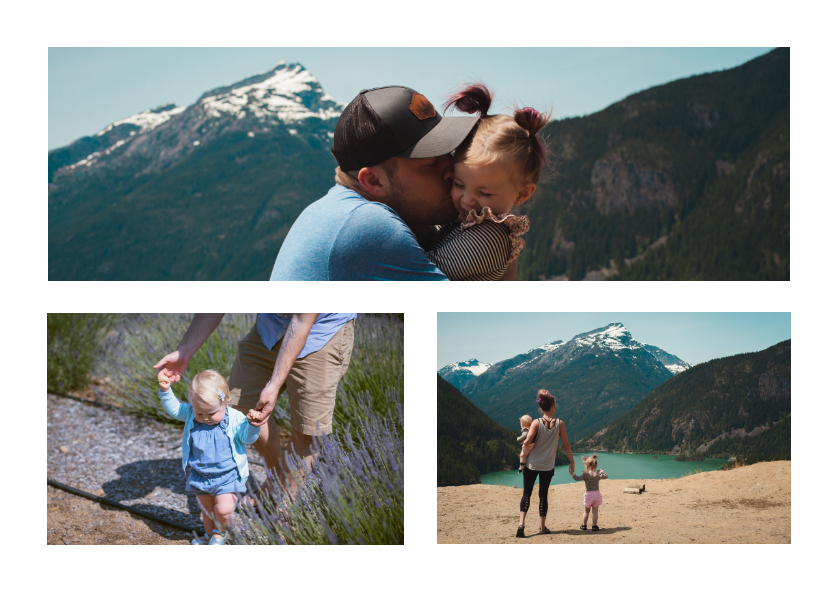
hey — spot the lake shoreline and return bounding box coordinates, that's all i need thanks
[480,451,729,489]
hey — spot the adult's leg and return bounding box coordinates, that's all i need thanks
[228,323,288,486]
[537,470,553,531]
[283,319,354,492]
[520,467,538,527]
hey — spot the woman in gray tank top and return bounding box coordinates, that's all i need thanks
[517,389,576,538]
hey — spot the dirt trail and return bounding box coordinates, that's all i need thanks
[437,461,790,544]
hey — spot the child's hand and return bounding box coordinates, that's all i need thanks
[158,370,172,391]
[246,409,261,424]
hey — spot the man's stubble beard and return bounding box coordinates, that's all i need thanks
[389,175,458,227]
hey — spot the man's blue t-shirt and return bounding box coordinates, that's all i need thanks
[270,185,448,281]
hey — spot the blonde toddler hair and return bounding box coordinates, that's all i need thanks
[582,454,598,471]
[519,414,533,428]
[189,370,231,410]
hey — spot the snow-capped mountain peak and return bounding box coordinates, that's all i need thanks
[198,62,343,122]
[439,358,492,376]
[438,358,493,392]
[51,61,344,179]
[571,322,638,351]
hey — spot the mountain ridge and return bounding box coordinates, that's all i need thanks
[575,339,790,459]
[446,323,688,441]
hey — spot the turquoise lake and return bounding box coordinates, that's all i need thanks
[480,452,729,488]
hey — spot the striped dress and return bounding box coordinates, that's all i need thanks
[425,207,530,281]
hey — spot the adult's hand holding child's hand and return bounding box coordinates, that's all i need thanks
[248,382,280,426]
[154,350,190,384]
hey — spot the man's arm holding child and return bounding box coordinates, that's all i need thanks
[248,314,319,426]
[153,314,225,382]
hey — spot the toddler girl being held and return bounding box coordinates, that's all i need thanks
[425,83,550,281]
[571,454,608,531]
[516,414,534,473]
[158,369,260,545]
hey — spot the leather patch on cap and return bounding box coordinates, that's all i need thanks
[410,93,436,120]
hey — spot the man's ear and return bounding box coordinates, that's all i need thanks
[357,166,391,199]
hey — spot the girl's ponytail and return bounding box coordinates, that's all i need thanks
[514,106,551,168]
[444,83,494,117]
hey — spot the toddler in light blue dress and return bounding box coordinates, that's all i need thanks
[158,368,260,545]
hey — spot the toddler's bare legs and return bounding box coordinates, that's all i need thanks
[213,493,238,534]
[197,494,238,536]
[592,505,599,527]
[197,494,217,536]
[583,505,591,526]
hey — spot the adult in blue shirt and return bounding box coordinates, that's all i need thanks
[270,85,517,281]
[154,313,356,495]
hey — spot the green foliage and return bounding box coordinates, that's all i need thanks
[576,340,790,459]
[516,47,789,281]
[99,314,403,445]
[100,313,253,422]
[47,313,116,393]
[234,390,403,545]
[437,376,521,486]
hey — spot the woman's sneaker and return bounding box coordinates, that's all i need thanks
[208,533,226,545]
[191,533,210,545]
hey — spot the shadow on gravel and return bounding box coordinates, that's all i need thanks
[102,458,203,534]
[521,526,632,538]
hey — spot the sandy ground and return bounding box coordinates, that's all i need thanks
[438,461,790,544]
[47,485,194,545]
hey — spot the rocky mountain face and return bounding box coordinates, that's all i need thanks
[437,359,492,392]
[437,375,520,486]
[516,47,789,281]
[642,344,691,374]
[444,323,687,441]
[49,62,343,280]
[576,340,791,458]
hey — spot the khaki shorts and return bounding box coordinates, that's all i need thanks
[228,319,354,435]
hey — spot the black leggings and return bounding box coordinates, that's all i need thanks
[520,468,554,516]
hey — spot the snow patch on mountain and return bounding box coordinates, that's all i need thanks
[439,359,492,377]
[572,322,640,350]
[199,62,343,122]
[96,105,186,137]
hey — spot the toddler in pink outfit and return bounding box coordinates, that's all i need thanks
[571,454,608,531]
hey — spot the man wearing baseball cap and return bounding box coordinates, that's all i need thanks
[269,85,490,280]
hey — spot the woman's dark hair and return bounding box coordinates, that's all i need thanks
[536,389,556,413]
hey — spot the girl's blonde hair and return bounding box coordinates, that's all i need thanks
[519,414,533,428]
[444,83,551,186]
[188,370,230,409]
[582,454,598,471]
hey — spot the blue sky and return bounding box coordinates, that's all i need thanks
[437,313,791,369]
[48,47,774,150]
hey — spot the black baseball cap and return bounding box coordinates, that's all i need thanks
[331,86,479,171]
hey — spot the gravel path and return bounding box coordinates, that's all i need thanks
[47,393,267,537]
